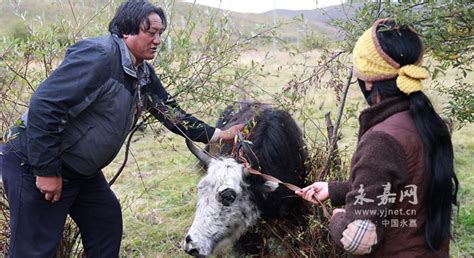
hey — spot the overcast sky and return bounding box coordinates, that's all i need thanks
[181,0,343,14]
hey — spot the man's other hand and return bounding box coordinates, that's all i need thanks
[36,176,62,203]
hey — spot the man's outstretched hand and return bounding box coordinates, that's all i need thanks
[218,124,245,142]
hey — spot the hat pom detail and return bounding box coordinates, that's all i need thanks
[396,65,428,94]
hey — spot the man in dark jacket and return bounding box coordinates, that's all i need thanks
[0,1,242,257]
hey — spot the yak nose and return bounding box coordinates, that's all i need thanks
[184,235,203,257]
[186,235,192,243]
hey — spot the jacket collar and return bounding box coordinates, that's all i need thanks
[358,96,410,139]
[112,34,150,79]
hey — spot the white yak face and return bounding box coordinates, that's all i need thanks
[184,158,261,257]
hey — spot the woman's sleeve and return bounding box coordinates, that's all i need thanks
[328,181,351,206]
[329,131,409,255]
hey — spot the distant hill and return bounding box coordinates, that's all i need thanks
[176,2,336,40]
[261,3,363,38]
[262,4,362,23]
[0,0,354,42]
[0,0,110,37]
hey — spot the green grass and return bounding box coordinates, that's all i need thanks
[451,123,474,257]
[103,134,202,257]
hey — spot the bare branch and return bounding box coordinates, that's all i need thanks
[3,60,35,92]
[109,116,151,186]
[67,0,79,27]
[318,69,352,180]
[76,0,114,38]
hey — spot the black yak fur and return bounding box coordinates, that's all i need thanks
[206,101,309,251]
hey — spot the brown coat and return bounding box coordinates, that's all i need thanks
[328,96,449,257]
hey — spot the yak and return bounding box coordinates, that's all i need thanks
[183,102,308,257]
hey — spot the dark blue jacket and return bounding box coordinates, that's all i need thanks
[7,34,215,179]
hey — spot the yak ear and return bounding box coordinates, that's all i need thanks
[241,169,278,192]
[262,181,279,192]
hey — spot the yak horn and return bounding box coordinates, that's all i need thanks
[185,139,212,166]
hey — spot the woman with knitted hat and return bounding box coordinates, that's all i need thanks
[296,19,458,257]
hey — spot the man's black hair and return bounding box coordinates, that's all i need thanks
[108,0,167,38]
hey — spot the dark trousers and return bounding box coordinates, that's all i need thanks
[0,144,122,258]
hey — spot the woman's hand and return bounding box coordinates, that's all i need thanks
[295,181,329,205]
[332,208,345,218]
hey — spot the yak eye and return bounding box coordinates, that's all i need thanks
[218,188,237,206]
